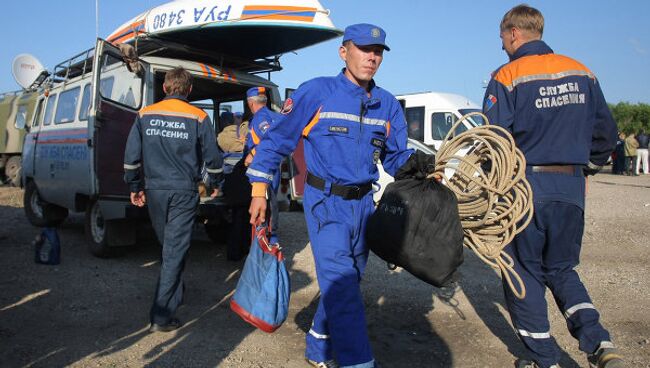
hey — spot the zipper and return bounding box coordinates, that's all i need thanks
[358,98,365,179]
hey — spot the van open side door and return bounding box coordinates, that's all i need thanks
[90,39,148,199]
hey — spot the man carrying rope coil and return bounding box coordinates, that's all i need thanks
[483,5,621,368]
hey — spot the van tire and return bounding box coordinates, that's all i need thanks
[85,200,126,258]
[24,181,68,227]
[5,156,21,187]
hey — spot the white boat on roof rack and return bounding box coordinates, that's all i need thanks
[106,0,342,71]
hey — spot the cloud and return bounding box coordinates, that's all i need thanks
[629,38,647,55]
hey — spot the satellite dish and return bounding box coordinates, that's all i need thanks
[12,54,46,90]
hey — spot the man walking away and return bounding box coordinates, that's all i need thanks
[483,5,623,368]
[124,67,223,332]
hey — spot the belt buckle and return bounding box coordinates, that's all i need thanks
[350,185,361,199]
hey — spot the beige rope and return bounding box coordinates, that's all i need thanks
[429,112,533,299]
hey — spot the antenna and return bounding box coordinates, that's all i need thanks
[95,0,99,39]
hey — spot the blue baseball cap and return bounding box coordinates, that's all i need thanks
[342,23,390,51]
[246,86,266,98]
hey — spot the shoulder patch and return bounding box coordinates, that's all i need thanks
[258,121,270,134]
[485,94,497,111]
[281,98,293,115]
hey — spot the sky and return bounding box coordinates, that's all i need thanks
[1,0,649,106]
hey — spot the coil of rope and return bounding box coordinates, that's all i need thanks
[429,112,533,299]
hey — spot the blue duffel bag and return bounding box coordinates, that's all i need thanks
[230,224,290,332]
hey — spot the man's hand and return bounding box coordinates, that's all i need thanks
[130,191,146,207]
[244,153,254,167]
[210,188,219,198]
[249,197,267,225]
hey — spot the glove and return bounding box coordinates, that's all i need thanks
[583,162,601,176]
[395,151,436,180]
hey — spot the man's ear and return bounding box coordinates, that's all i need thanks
[162,84,168,95]
[188,85,192,96]
[339,45,347,62]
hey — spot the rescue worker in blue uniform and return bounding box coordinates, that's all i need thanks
[247,24,415,368]
[483,5,622,368]
[124,67,223,332]
[244,86,283,245]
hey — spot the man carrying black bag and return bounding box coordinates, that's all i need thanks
[367,151,465,287]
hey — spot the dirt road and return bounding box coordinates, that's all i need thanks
[1,172,649,367]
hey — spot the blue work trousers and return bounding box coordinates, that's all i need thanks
[146,189,199,325]
[303,185,375,368]
[504,189,610,367]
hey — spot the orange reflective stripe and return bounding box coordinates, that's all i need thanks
[302,107,322,137]
[386,121,391,137]
[494,54,594,90]
[251,148,256,156]
[251,127,261,145]
[140,99,208,121]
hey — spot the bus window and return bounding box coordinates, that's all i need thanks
[79,84,91,121]
[55,86,81,124]
[43,93,58,126]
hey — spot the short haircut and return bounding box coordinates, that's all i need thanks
[248,95,267,105]
[500,4,544,37]
[164,67,192,96]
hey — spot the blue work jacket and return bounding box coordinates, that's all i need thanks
[246,70,413,188]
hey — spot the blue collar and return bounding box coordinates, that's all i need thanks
[164,95,189,102]
[337,69,377,98]
[511,40,554,61]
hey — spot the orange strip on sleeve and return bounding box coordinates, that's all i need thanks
[251,182,268,197]
[302,107,322,137]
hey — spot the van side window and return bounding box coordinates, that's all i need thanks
[55,87,81,124]
[32,99,44,128]
[79,84,91,121]
[405,106,424,141]
[431,112,463,140]
[14,105,28,129]
[99,53,143,110]
[43,93,58,126]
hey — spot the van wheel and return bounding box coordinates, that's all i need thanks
[23,181,68,227]
[85,200,124,258]
[5,156,21,187]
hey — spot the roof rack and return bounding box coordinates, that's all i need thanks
[53,47,95,82]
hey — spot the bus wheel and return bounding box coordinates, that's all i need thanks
[5,156,21,187]
[23,181,68,227]
[85,200,125,258]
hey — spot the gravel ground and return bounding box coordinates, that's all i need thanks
[0,171,648,367]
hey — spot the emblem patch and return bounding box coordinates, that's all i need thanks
[258,121,270,134]
[281,98,293,115]
[329,126,349,134]
[371,28,380,38]
[485,94,497,111]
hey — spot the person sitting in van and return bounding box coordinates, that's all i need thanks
[217,111,249,156]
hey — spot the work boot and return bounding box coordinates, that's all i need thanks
[306,359,339,368]
[587,344,624,368]
[515,359,561,368]
[149,318,182,333]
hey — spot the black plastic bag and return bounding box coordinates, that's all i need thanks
[367,177,464,287]
[222,159,252,207]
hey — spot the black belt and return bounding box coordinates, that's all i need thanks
[529,165,577,175]
[306,172,372,200]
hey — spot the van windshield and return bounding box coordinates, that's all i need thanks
[458,109,485,126]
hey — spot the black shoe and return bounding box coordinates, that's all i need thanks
[149,318,182,332]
